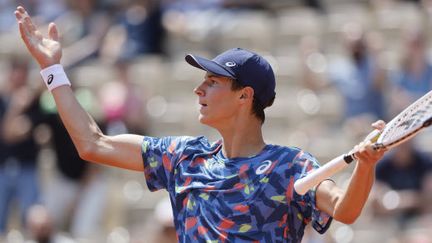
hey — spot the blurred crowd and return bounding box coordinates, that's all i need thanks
[0,0,432,242]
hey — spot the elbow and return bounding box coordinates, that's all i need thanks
[75,135,103,162]
[333,210,360,225]
[77,143,95,162]
[336,216,358,225]
[331,194,363,225]
[77,141,99,162]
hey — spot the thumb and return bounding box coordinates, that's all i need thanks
[48,22,59,41]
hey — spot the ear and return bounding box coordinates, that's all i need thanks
[239,87,254,103]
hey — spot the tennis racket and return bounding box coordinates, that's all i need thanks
[294,90,432,195]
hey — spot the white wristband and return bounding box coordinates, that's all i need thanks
[40,64,71,91]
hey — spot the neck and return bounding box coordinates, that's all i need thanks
[216,117,266,158]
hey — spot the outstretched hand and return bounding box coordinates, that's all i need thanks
[15,6,62,69]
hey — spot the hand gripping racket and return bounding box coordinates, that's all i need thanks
[294,90,432,195]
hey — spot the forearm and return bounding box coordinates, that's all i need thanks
[333,162,375,223]
[317,123,386,224]
[51,85,104,158]
[51,85,144,170]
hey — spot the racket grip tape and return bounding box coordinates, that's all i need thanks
[343,154,355,164]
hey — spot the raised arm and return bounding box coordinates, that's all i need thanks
[15,6,144,171]
[315,121,387,224]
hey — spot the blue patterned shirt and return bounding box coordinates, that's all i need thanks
[142,136,332,242]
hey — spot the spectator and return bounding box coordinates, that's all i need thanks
[372,142,432,229]
[302,0,326,13]
[27,204,53,243]
[98,62,149,135]
[141,197,177,243]
[26,204,75,243]
[328,23,387,122]
[299,35,329,92]
[0,0,36,33]
[56,0,113,68]
[116,0,166,62]
[390,28,432,115]
[0,55,46,234]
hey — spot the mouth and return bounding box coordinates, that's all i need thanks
[199,101,208,107]
[199,102,208,112]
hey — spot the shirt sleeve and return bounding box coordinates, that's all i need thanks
[141,136,180,192]
[293,150,333,234]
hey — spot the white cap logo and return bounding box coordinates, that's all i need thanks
[225,62,236,67]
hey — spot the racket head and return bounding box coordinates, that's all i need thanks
[375,91,432,150]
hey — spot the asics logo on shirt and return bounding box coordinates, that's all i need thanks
[256,160,272,175]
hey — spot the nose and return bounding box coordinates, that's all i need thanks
[194,83,205,96]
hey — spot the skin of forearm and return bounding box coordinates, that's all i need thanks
[50,85,144,171]
[333,162,375,224]
[51,86,104,159]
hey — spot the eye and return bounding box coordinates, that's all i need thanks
[207,79,217,86]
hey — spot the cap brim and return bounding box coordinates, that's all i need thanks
[185,54,235,78]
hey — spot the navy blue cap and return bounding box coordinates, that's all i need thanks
[185,48,276,107]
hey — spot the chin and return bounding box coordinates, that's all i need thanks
[198,115,208,124]
[198,115,214,127]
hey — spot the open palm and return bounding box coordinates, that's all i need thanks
[15,6,62,69]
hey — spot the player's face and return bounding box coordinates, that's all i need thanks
[194,73,242,127]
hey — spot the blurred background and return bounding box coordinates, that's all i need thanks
[1,0,432,242]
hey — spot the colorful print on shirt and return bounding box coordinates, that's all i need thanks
[142,136,332,242]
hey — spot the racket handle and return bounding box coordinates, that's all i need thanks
[294,154,355,195]
[294,129,381,195]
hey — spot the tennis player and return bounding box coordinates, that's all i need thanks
[15,6,385,242]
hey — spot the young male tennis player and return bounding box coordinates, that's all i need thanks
[15,6,385,242]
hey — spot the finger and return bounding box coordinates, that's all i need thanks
[372,120,386,131]
[359,142,386,160]
[17,16,31,41]
[18,22,31,47]
[356,149,385,164]
[15,6,36,33]
[353,141,369,158]
[14,10,23,21]
[350,144,360,159]
[18,21,27,39]
[17,6,26,13]
[16,6,26,18]
[23,15,37,33]
[48,23,59,41]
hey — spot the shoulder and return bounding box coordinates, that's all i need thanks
[142,135,217,153]
[169,135,217,149]
[266,145,318,165]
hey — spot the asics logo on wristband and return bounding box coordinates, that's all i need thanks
[40,65,71,91]
[47,74,54,85]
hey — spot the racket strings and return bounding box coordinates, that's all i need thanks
[380,95,432,146]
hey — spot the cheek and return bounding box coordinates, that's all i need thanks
[215,98,239,117]
[212,94,235,108]
[205,88,240,113]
